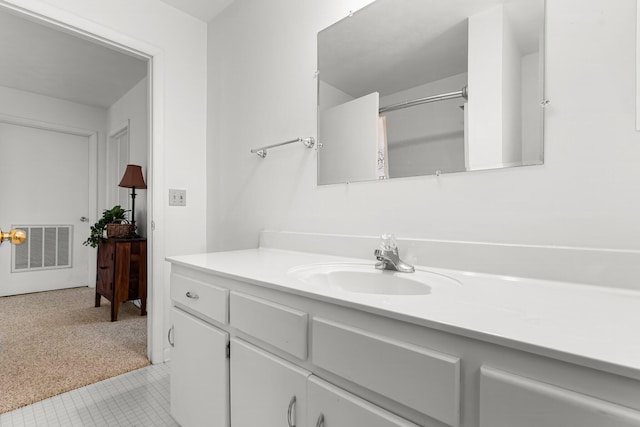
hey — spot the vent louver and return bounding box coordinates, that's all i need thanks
[12,225,73,272]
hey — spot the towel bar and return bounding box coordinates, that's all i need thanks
[251,137,315,158]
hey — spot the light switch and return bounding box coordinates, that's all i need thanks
[169,189,186,206]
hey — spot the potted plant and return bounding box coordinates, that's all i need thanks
[83,205,130,248]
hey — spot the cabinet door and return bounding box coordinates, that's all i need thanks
[231,338,310,427]
[307,376,419,427]
[170,307,229,427]
[96,240,114,298]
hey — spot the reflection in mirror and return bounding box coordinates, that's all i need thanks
[317,0,545,185]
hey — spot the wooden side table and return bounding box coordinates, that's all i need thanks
[95,237,147,321]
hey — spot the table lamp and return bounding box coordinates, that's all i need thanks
[118,164,147,231]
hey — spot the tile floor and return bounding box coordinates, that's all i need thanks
[0,363,178,427]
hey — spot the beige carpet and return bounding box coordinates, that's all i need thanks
[0,287,149,413]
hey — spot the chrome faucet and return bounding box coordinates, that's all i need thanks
[374,234,415,273]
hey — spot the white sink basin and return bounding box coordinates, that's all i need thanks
[288,263,460,296]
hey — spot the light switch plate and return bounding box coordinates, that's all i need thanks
[169,189,186,206]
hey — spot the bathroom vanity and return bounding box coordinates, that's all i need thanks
[167,234,640,427]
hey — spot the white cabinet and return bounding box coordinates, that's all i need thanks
[230,337,417,427]
[168,262,640,427]
[230,292,308,360]
[307,376,419,427]
[230,338,310,427]
[171,272,229,324]
[480,367,640,427]
[170,306,229,427]
[312,317,460,426]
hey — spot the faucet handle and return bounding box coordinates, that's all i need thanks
[380,234,398,251]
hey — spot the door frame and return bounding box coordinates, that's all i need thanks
[0,1,166,364]
[0,113,97,290]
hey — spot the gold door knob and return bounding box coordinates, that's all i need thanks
[0,228,27,245]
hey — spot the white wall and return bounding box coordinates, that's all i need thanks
[468,4,509,170]
[108,77,148,237]
[319,81,354,110]
[6,0,208,251]
[207,0,640,255]
[3,0,208,363]
[0,85,107,138]
[0,85,107,211]
[521,52,543,164]
[501,9,523,166]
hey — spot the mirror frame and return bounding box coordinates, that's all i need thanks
[317,0,547,185]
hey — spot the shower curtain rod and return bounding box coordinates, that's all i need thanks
[379,86,468,114]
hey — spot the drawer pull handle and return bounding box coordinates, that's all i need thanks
[287,396,296,427]
[185,291,199,300]
[99,266,108,269]
[168,325,174,347]
[315,414,324,427]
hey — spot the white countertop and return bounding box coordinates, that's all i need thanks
[167,247,640,380]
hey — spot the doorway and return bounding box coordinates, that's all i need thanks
[0,3,160,366]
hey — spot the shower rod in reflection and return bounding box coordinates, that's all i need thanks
[251,137,315,158]
[379,86,468,114]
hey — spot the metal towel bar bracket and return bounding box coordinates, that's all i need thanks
[251,137,315,158]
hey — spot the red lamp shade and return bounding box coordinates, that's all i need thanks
[118,164,147,189]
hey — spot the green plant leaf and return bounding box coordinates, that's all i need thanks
[82,205,131,248]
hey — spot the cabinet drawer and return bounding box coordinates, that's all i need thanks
[230,292,308,360]
[307,376,419,427]
[480,367,640,427]
[171,273,229,324]
[312,318,460,427]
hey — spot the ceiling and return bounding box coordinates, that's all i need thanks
[0,0,541,108]
[0,9,148,109]
[319,0,544,98]
[158,0,236,22]
[0,0,234,109]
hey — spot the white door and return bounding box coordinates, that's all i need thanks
[231,338,310,427]
[318,92,379,184]
[170,307,230,427]
[108,123,130,209]
[0,122,91,296]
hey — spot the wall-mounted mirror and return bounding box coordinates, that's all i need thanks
[317,0,545,185]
